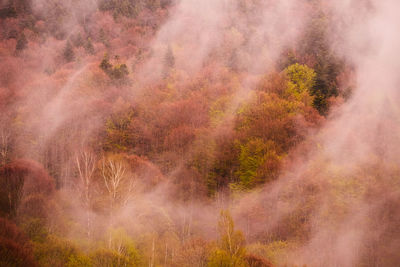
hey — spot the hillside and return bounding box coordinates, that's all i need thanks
[0,0,399,266]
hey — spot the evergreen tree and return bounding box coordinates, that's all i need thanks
[73,33,84,47]
[99,28,110,47]
[15,33,28,53]
[63,41,75,62]
[163,45,175,77]
[100,53,113,73]
[100,54,129,80]
[84,38,95,55]
[111,64,129,79]
[165,45,175,69]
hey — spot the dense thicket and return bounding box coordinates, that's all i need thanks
[0,0,369,266]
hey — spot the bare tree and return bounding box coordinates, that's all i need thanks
[101,157,126,212]
[75,149,96,238]
[101,155,136,246]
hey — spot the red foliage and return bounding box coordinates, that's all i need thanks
[0,218,36,267]
[0,57,19,89]
[3,159,55,197]
[0,87,16,112]
[245,254,275,267]
[257,71,287,95]
[158,98,209,130]
[171,167,208,201]
[19,194,49,220]
[163,125,196,153]
[125,154,164,190]
[0,159,54,217]
[0,239,36,267]
[0,218,28,245]
[0,163,24,217]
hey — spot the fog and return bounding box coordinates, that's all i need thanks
[232,1,400,266]
[1,0,400,266]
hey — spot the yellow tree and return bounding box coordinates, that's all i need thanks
[208,210,247,267]
[284,63,316,106]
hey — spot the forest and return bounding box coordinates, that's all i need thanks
[0,0,400,266]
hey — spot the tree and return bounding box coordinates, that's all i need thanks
[0,6,17,18]
[63,41,75,62]
[73,33,84,48]
[66,254,92,267]
[174,238,210,267]
[14,0,32,13]
[101,156,127,212]
[298,13,343,115]
[90,248,132,267]
[98,28,110,47]
[111,64,129,79]
[107,228,142,266]
[0,160,55,218]
[34,236,79,267]
[14,160,55,197]
[75,149,96,238]
[15,33,28,53]
[163,45,175,77]
[0,218,36,267]
[100,54,129,80]
[104,109,136,152]
[100,53,113,73]
[163,126,196,155]
[99,0,142,18]
[234,139,280,190]
[101,155,138,250]
[284,63,315,106]
[100,155,136,229]
[0,164,24,218]
[84,38,95,55]
[0,123,11,166]
[208,210,247,267]
[244,254,274,267]
[311,58,341,115]
[146,0,161,11]
[19,194,49,221]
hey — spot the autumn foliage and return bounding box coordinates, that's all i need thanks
[0,0,364,266]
